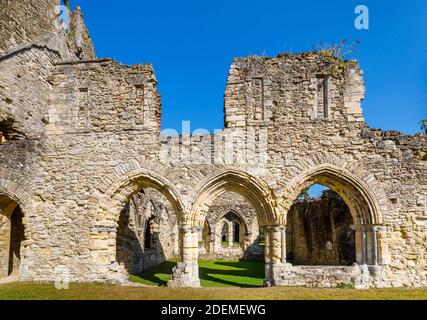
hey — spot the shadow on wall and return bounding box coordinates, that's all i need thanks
[116,202,150,275]
[0,205,25,278]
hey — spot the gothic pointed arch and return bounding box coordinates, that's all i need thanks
[282,164,383,225]
[92,166,186,224]
[189,168,278,227]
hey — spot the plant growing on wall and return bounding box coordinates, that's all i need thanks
[63,0,71,11]
[313,39,360,76]
[420,119,427,133]
[297,187,310,201]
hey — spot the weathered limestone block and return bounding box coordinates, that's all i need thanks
[0,0,424,289]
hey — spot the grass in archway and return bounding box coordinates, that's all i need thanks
[129,259,265,288]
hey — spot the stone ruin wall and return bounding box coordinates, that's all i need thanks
[286,191,355,266]
[223,54,426,287]
[116,189,179,275]
[0,0,59,52]
[0,0,425,288]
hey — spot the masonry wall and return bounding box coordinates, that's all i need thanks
[116,189,178,274]
[223,53,426,287]
[286,191,356,266]
[0,6,425,287]
[200,191,262,260]
[0,0,60,52]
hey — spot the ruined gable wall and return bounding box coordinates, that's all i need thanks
[66,6,96,60]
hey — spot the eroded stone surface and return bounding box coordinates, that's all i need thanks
[0,0,425,288]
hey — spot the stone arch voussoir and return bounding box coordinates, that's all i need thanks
[189,167,279,227]
[280,160,385,225]
[91,162,186,226]
[0,168,35,218]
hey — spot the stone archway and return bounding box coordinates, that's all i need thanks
[0,180,32,281]
[168,168,280,288]
[89,168,185,283]
[283,165,383,265]
[214,210,247,256]
[277,164,386,288]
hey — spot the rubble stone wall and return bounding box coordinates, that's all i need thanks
[0,3,425,288]
[286,191,356,266]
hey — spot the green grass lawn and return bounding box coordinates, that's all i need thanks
[0,282,426,300]
[129,259,265,288]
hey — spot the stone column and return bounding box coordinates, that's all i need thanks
[366,225,382,266]
[365,226,375,265]
[375,226,389,265]
[264,226,284,286]
[209,232,215,254]
[281,227,286,264]
[354,225,382,266]
[168,225,201,288]
[228,222,233,247]
[354,225,367,265]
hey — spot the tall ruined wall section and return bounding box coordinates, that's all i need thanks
[223,53,426,287]
[0,3,164,282]
[2,58,163,282]
[66,6,96,60]
[0,1,96,141]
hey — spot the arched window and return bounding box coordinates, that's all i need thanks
[144,216,156,249]
[233,221,240,244]
[221,222,229,246]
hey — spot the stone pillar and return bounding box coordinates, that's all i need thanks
[168,225,201,288]
[281,227,286,264]
[367,225,382,266]
[228,222,233,247]
[372,227,378,266]
[354,225,367,265]
[264,226,284,286]
[365,226,375,265]
[209,232,215,254]
[375,226,389,265]
[354,225,381,266]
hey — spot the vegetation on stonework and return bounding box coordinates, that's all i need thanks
[313,39,360,77]
[419,119,427,133]
[63,0,71,11]
[336,282,355,289]
[297,187,310,200]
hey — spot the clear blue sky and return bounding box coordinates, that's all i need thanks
[69,0,426,134]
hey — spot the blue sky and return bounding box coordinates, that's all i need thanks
[69,0,426,134]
